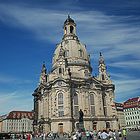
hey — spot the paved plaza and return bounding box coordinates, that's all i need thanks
[126,131,140,140]
[36,131,140,140]
[1,131,140,140]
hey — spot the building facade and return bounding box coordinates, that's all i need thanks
[33,16,118,133]
[0,116,2,132]
[1,111,33,133]
[115,102,125,129]
[123,97,140,130]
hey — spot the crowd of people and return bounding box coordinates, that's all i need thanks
[72,128,127,140]
[4,128,127,140]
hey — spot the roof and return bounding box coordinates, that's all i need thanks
[124,97,140,104]
[123,97,140,109]
[0,114,8,120]
[6,111,34,119]
[64,15,75,24]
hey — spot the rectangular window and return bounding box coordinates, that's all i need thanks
[104,107,107,116]
[91,106,95,116]
[103,97,107,106]
[74,106,79,117]
[90,94,95,105]
[58,106,64,117]
[79,50,83,57]
[58,111,64,117]
[74,95,78,105]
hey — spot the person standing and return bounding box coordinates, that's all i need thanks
[97,130,102,139]
[27,133,31,140]
[114,130,120,140]
[86,130,90,140]
[100,130,109,140]
[122,129,127,140]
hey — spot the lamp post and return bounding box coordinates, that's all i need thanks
[68,68,75,132]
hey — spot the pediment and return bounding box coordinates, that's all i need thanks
[52,78,67,87]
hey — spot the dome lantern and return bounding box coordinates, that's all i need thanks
[63,15,77,38]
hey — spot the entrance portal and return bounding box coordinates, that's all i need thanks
[58,123,63,133]
[93,122,97,130]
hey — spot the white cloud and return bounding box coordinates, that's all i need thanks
[0,3,139,59]
[0,3,140,105]
[0,74,32,84]
[0,4,65,42]
[0,90,33,115]
[115,79,140,102]
[108,60,140,69]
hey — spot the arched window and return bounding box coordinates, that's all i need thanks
[59,68,62,74]
[64,50,69,57]
[58,93,64,117]
[58,93,63,105]
[74,94,79,117]
[70,26,74,33]
[79,49,83,57]
[90,94,95,116]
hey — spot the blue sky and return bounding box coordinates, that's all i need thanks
[0,0,140,115]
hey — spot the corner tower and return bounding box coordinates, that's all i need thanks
[98,52,112,84]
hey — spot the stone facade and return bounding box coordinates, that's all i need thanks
[115,102,125,129]
[32,16,118,133]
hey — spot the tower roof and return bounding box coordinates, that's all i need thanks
[64,15,75,24]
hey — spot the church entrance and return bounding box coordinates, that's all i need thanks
[106,122,110,129]
[75,122,79,130]
[93,122,97,130]
[58,123,63,134]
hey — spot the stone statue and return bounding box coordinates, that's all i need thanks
[79,109,84,122]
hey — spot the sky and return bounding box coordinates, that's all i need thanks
[0,0,140,115]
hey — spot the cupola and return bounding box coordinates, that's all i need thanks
[63,15,77,40]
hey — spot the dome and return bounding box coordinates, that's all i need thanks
[52,16,91,71]
[52,39,90,67]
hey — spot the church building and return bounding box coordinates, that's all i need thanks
[32,16,118,133]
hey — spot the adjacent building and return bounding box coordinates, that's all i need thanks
[123,97,140,129]
[0,115,7,133]
[1,111,33,133]
[32,16,118,133]
[115,102,125,129]
[0,116,2,132]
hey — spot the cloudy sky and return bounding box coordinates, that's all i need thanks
[0,0,140,115]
